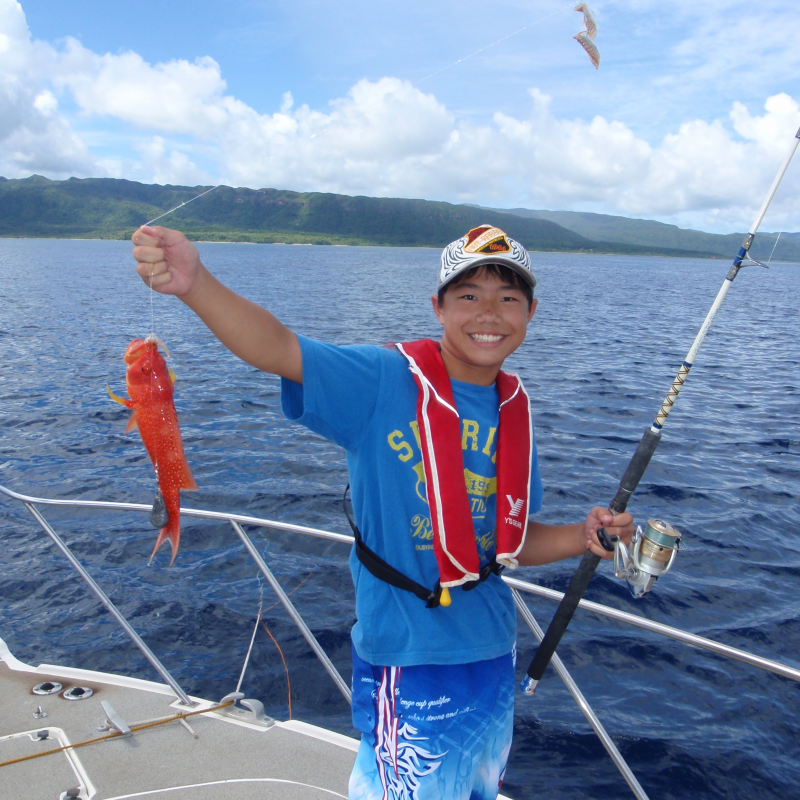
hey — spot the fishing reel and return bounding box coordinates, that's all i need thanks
[613,519,681,599]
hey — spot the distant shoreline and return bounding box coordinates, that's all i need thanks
[10,235,799,262]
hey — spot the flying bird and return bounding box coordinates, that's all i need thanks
[574,3,597,39]
[573,30,600,69]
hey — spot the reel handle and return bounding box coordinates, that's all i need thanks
[596,527,617,552]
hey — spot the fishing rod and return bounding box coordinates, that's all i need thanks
[521,124,800,696]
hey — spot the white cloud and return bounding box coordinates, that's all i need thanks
[215,77,456,197]
[0,0,98,178]
[32,89,57,115]
[493,88,653,203]
[54,39,238,136]
[135,136,214,187]
[1,0,798,232]
[625,95,800,229]
[193,81,799,232]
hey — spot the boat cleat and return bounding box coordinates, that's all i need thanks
[218,692,275,728]
[101,700,132,737]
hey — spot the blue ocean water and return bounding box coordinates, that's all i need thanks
[0,238,798,799]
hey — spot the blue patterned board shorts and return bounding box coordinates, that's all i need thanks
[349,644,516,800]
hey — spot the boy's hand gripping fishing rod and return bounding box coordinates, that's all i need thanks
[521,125,800,696]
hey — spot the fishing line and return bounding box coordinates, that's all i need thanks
[236,572,265,693]
[233,571,294,715]
[412,2,575,87]
[259,617,293,719]
[261,570,313,615]
[143,185,220,227]
[149,271,155,339]
[766,231,782,264]
[138,187,219,517]
[140,188,222,376]
[308,1,574,141]
[142,184,221,339]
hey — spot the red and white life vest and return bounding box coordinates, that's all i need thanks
[397,339,533,588]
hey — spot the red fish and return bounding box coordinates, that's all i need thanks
[107,337,198,565]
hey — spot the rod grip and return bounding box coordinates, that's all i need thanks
[526,550,602,681]
[525,427,662,683]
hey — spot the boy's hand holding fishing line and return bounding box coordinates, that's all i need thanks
[132,226,200,295]
[132,225,302,382]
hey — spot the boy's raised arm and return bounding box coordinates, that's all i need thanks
[131,226,302,383]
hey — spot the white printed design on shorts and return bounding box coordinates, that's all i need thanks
[375,667,446,800]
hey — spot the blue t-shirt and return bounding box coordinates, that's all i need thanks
[281,336,544,667]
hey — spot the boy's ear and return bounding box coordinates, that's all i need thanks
[431,293,445,325]
[527,297,538,323]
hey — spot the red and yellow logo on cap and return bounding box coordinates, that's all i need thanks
[463,226,512,255]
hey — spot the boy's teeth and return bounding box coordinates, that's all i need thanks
[470,334,503,342]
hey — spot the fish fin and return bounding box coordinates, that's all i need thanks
[169,369,176,385]
[107,385,135,409]
[181,464,199,491]
[124,411,139,435]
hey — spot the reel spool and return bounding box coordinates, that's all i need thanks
[614,519,681,598]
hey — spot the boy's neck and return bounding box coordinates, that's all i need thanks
[439,341,501,386]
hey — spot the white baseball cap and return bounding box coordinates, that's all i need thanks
[438,225,535,291]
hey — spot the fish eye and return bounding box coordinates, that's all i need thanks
[141,365,151,374]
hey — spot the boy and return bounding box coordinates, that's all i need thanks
[131,223,632,800]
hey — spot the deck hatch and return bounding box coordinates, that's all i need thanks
[0,727,95,799]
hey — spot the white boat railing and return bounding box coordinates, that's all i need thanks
[4,482,800,799]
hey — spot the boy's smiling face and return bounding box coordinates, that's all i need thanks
[431,268,537,385]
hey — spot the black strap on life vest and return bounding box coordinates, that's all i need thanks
[343,485,503,609]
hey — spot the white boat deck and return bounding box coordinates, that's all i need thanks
[0,641,357,800]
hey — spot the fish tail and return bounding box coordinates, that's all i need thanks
[148,527,170,565]
[167,524,180,567]
[149,519,180,567]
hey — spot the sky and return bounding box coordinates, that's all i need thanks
[3,0,800,232]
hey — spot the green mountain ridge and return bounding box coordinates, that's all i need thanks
[0,175,790,261]
[476,205,800,263]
